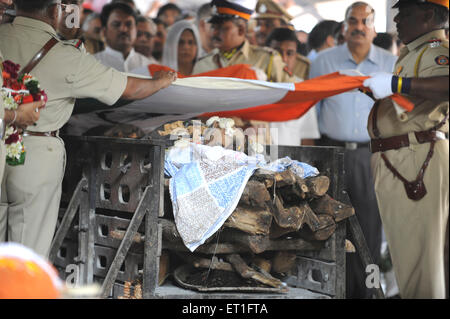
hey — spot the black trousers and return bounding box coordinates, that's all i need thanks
[317,136,382,299]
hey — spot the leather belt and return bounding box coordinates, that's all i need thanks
[370,130,446,153]
[23,130,58,138]
[318,135,369,150]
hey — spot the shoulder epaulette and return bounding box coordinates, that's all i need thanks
[296,53,311,65]
[197,51,216,61]
[252,45,277,55]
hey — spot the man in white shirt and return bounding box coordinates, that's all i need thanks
[94,2,153,72]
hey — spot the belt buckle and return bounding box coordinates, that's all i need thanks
[345,142,357,150]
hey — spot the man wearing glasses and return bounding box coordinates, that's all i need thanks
[134,15,158,64]
[309,2,398,298]
[0,0,176,258]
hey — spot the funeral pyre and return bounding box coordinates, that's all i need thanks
[126,117,356,294]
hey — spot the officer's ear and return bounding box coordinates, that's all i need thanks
[101,26,106,39]
[47,3,62,29]
[237,20,247,37]
[422,7,435,26]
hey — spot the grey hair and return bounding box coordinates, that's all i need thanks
[196,2,212,26]
[344,1,375,21]
[136,15,157,34]
[82,12,101,32]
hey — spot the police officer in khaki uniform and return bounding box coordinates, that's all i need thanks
[363,0,449,298]
[193,0,293,83]
[0,0,176,257]
[193,0,293,144]
[254,0,292,47]
[0,58,44,184]
[0,0,45,184]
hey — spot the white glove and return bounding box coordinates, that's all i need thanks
[339,69,366,77]
[363,72,393,100]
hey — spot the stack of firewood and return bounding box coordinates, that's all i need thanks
[160,168,355,290]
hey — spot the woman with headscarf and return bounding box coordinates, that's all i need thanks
[162,20,201,76]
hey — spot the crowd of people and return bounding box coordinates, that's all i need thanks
[0,0,448,299]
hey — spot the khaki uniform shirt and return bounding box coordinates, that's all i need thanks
[0,17,128,132]
[0,54,3,121]
[0,53,4,183]
[193,40,294,83]
[368,29,449,138]
[292,53,310,81]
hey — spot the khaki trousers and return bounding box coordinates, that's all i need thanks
[371,138,449,299]
[0,142,5,186]
[0,135,66,257]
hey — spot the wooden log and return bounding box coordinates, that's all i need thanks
[225,254,284,288]
[251,256,272,274]
[252,169,296,188]
[266,195,306,230]
[309,194,355,222]
[300,202,321,232]
[299,214,336,241]
[252,169,276,181]
[305,175,330,197]
[272,251,297,274]
[239,180,271,208]
[274,170,297,187]
[269,222,297,239]
[163,241,248,254]
[177,253,235,272]
[109,229,144,244]
[295,176,309,194]
[224,206,272,236]
[277,185,305,205]
[220,229,321,254]
[159,250,170,286]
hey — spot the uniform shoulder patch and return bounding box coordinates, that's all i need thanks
[283,66,293,76]
[435,55,449,65]
[428,38,442,48]
[61,38,84,50]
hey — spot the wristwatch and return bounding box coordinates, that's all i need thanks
[0,118,5,141]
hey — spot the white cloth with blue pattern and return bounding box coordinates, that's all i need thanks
[165,143,318,251]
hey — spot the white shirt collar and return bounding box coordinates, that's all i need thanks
[104,46,136,62]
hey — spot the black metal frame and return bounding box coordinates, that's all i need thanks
[51,138,384,299]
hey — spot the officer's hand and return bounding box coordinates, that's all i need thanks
[153,70,177,90]
[15,100,45,128]
[363,72,394,100]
